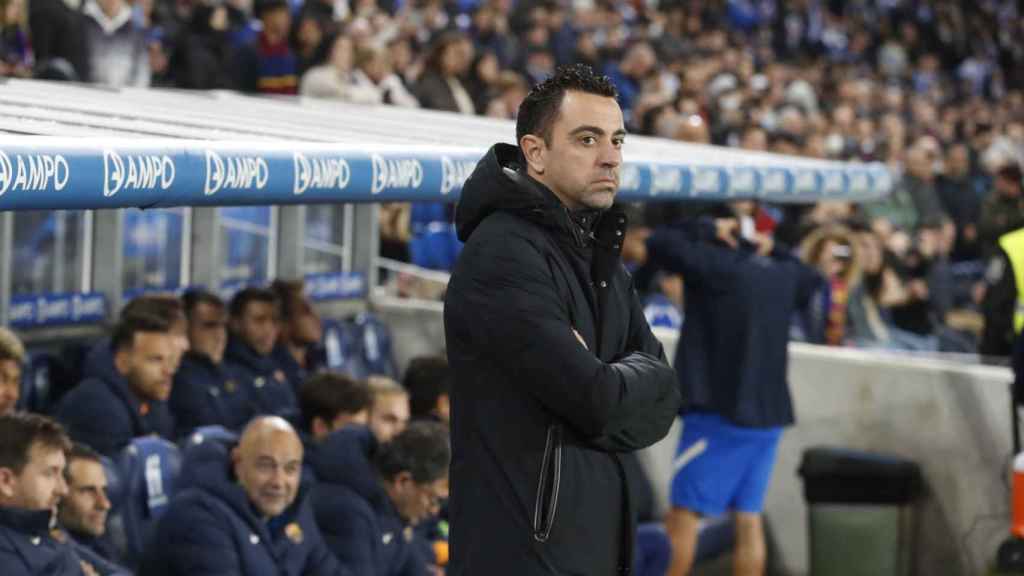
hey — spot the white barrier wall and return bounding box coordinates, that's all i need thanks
[377,302,1015,576]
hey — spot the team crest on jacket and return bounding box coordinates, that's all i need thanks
[285,522,303,544]
[274,370,286,383]
[224,380,237,394]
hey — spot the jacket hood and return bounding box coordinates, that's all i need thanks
[456,143,599,243]
[307,426,387,509]
[83,338,119,383]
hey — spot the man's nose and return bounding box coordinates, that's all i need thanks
[598,141,622,168]
[96,489,111,511]
[55,475,69,498]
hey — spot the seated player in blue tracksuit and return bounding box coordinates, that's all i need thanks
[310,421,450,576]
[140,416,349,576]
[223,287,299,423]
[270,279,325,391]
[82,294,189,384]
[56,443,129,572]
[0,413,107,576]
[171,290,257,434]
[56,313,178,457]
[645,203,823,576]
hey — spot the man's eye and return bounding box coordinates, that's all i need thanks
[581,136,596,145]
[613,138,625,147]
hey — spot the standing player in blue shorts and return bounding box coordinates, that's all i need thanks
[645,202,823,576]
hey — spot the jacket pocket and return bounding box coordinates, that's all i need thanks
[532,424,563,543]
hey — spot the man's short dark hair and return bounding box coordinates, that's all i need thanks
[375,421,450,484]
[0,413,71,474]
[269,279,306,320]
[121,295,184,325]
[182,289,224,318]
[997,162,1023,184]
[516,64,618,146]
[111,313,173,354]
[64,443,102,481]
[228,287,279,319]
[403,356,451,419]
[299,373,372,431]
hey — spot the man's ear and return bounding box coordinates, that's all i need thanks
[0,467,18,500]
[394,470,414,490]
[519,134,548,175]
[113,347,131,377]
[311,417,329,440]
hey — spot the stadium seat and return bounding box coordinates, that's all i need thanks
[177,425,239,492]
[110,437,182,565]
[322,318,369,379]
[352,312,398,379]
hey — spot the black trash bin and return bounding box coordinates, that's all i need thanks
[798,447,922,576]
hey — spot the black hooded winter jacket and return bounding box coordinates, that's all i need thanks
[444,143,682,576]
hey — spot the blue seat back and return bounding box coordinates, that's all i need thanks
[322,319,368,379]
[177,425,239,492]
[353,312,397,379]
[111,437,182,564]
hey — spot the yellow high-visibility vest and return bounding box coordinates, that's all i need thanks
[999,228,1024,334]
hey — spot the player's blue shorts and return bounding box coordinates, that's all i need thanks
[670,412,783,516]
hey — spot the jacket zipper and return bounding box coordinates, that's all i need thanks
[533,425,563,542]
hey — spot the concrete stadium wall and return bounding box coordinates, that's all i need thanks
[376,301,1015,575]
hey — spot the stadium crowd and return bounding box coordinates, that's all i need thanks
[6,0,1024,353]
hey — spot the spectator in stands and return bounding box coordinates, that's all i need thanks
[799,225,862,346]
[366,376,410,444]
[28,0,87,81]
[57,314,177,456]
[290,10,328,78]
[0,327,23,416]
[300,33,380,104]
[484,70,529,119]
[299,372,371,442]
[979,163,1024,259]
[234,0,298,95]
[604,41,658,125]
[937,143,984,262]
[403,355,450,425]
[312,421,449,576]
[0,413,100,575]
[414,30,476,115]
[270,279,323,388]
[141,416,346,576]
[170,3,238,90]
[0,0,32,78]
[57,443,128,572]
[350,43,420,108]
[225,287,298,422]
[645,205,822,576]
[171,290,254,434]
[444,64,681,575]
[81,0,151,87]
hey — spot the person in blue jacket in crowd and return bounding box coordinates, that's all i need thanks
[270,279,325,390]
[56,313,178,457]
[82,295,189,384]
[0,412,105,576]
[310,421,450,576]
[57,444,127,571]
[223,287,299,423]
[141,416,348,576]
[171,289,256,434]
[645,203,823,576]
